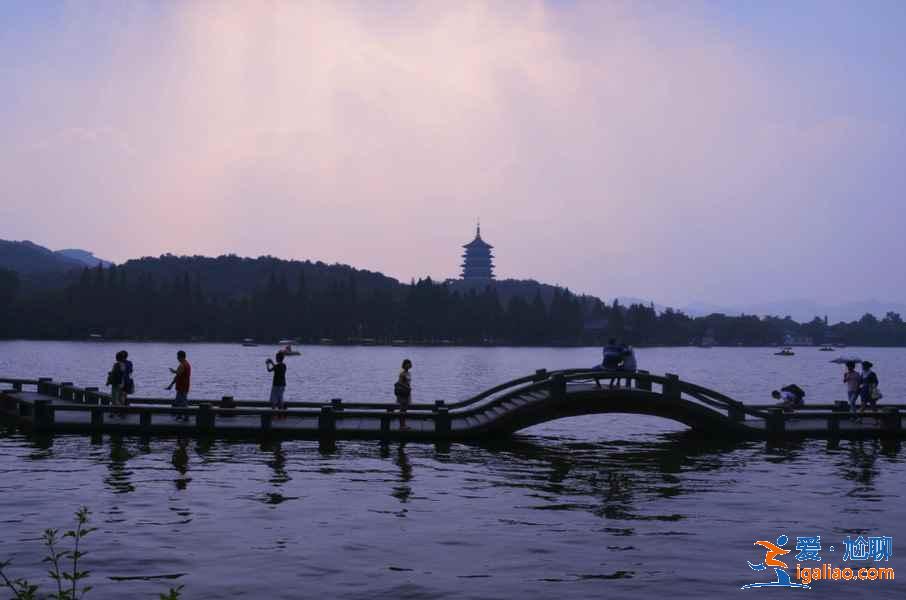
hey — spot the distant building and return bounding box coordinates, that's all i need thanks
[461,223,495,281]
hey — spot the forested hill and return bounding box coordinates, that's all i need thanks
[0,252,599,343]
[2,248,906,346]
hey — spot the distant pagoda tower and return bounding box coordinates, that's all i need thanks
[461,221,495,280]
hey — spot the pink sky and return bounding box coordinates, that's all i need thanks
[3,2,904,307]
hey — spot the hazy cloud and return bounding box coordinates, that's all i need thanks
[2,1,904,306]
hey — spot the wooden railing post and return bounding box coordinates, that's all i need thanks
[330,398,343,411]
[60,383,74,402]
[662,374,681,401]
[84,387,99,405]
[319,405,336,435]
[33,399,53,429]
[829,401,848,436]
[91,406,104,429]
[37,377,52,395]
[550,373,566,401]
[140,411,152,430]
[12,382,23,392]
[260,413,272,431]
[381,409,392,434]
[434,401,450,435]
[45,381,61,398]
[533,369,548,382]
[882,408,901,434]
[197,403,215,432]
[766,407,785,436]
[728,404,745,422]
[635,370,652,391]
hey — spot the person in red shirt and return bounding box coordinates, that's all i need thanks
[166,350,192,421]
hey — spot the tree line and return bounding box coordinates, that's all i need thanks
[1,255,906,346]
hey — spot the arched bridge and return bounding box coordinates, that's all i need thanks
[1,370,904,439]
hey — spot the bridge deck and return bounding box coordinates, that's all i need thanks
[2,371,904,441]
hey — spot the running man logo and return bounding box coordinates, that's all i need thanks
[741,535,811,589]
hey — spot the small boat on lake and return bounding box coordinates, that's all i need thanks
[819,345,834,351]
[775,347,795,356]
[242,338,258,347]
[279,344,301,356]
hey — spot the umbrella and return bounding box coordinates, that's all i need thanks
[830,355,863,364]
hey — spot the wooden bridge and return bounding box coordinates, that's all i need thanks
[1,370,903,440]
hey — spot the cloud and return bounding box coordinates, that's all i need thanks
[1,1,901,305]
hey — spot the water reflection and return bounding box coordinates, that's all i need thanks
[105,436,135,494]
[392,444,413,505]
[261,440,290,486]
[841,440,882,501]
[171,438,190,490]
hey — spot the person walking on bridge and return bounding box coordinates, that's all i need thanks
[394,359,413,431]
[843,361,861,418]
[858,361,880,416]
[166,350,192,422]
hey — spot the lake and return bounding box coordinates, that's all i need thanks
[1,342,904,598]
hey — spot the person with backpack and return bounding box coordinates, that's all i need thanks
[772,384,805,409]
[121,350,134,406]
[859,361,881,414]
[394,359,413,431]
[106,351,128,412]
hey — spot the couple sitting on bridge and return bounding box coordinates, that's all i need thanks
[594,339,638,388]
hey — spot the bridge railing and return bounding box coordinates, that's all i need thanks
[0,370,792,424]
[547,369,771,422]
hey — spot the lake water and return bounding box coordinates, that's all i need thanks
[1,342,905,598]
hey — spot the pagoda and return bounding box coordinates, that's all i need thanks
[460,222,495,280]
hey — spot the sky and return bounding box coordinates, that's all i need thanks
[2,1,906,308]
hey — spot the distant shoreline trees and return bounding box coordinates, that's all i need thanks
[1,256,906,346]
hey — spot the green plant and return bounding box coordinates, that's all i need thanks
[0,508,183,600]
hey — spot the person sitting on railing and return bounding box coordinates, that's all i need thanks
[772,384,805,410]
[621,346,638,387]
[594,339,624,388]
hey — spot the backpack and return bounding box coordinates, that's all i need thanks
[782,384,805,399]
[106,363,124,386]
[124,361,135,394]
[394,380,410,397]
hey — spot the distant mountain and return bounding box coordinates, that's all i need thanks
[682,299,906,324]
[0,239,84,274]
[55,249,111,268]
